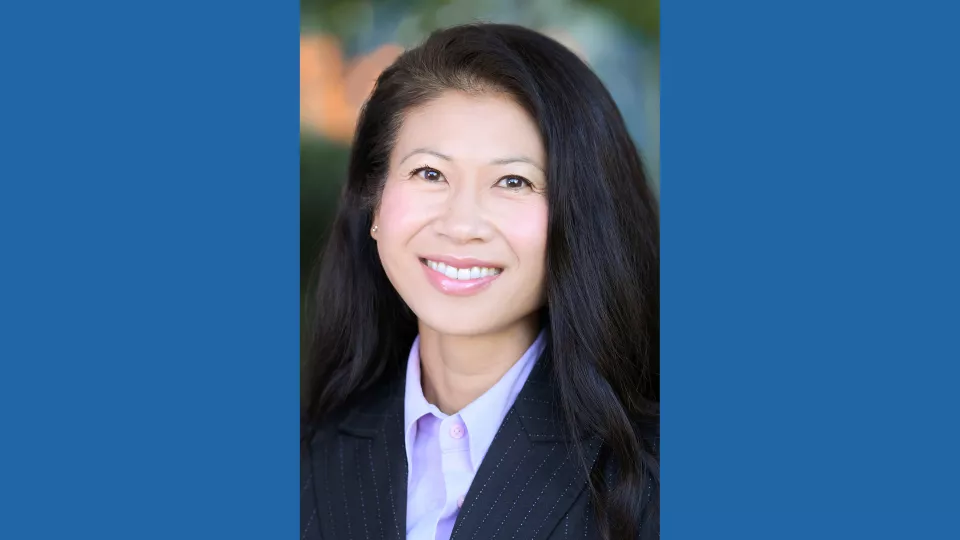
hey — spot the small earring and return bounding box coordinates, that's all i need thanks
[371,225,378,234]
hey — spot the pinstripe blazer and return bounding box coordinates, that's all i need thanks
[301,357,658,540]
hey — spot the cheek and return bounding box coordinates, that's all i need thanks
[377,183,429,243]
[375,184,420,294]
[502,200,549,271]
[376,182,410,231]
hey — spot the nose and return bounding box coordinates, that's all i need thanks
[433,185,492,243]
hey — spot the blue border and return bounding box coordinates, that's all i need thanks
[663,0,960,537]
[1,0,299,537]
[4,0,960,538]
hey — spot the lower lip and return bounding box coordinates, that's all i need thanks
[421,262,502,296]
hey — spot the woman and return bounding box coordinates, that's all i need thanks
[301,23,659,540]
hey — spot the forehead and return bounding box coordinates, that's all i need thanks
[393,91,545,165]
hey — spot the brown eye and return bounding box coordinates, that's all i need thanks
[412,167,444,182]
[496,176,531,190]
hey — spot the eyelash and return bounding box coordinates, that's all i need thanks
[409,166,444,182]
[408,166,535,191]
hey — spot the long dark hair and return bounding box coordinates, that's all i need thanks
[304,23,659,539]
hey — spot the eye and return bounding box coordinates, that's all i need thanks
[410,166,445,183]
[495,175,532,191]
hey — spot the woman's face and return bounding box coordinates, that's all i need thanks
[373,91,548,336]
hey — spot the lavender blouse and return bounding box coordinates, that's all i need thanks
[403,331,546,540]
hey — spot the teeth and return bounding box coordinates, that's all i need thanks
[424,259,502,281]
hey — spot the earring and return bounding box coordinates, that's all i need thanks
[371,225,378,234]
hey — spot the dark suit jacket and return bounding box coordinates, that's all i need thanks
[301,357,657,540]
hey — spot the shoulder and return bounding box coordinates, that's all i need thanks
[300,408,344,457]
[301,373,404,459]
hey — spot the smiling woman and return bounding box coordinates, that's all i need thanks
[376,92,548,338]
[302,23,659,540]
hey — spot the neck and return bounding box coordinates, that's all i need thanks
[418,313,540,415]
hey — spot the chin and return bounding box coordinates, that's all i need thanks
[415,311,499,337]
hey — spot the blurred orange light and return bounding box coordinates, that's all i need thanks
[301,35,403,144]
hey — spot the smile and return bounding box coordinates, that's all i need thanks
[418,257,504,296]
[421,258,503,280]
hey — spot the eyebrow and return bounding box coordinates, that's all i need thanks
[398,148,452,166]
[489,156,545,173]
[399,148,545,173]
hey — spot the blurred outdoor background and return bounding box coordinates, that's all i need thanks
[301,0,659,363]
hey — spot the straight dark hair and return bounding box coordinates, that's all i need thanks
[303,23,659,539]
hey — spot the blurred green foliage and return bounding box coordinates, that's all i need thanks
[301,0,659,43]
[301,135,348,287]
[585,0,659,39]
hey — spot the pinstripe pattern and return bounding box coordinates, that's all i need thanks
[323,437,336,539]
[367,439,384,540]
[489,443,559,538]
[355,437,370,540]
[301,509,317,540]
[339,437,353,539]
[300,358,657,540]
[466,444,533,540]
[380,417,402,540]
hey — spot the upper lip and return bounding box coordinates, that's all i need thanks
[420,255,505,268]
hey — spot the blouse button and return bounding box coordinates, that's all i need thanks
[449,424,465,439]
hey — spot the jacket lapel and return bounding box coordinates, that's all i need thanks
[308,377,408,540]
[449,358,602,540]
[306,354,600,540]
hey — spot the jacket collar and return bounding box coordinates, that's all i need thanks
[337,346,579,443]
